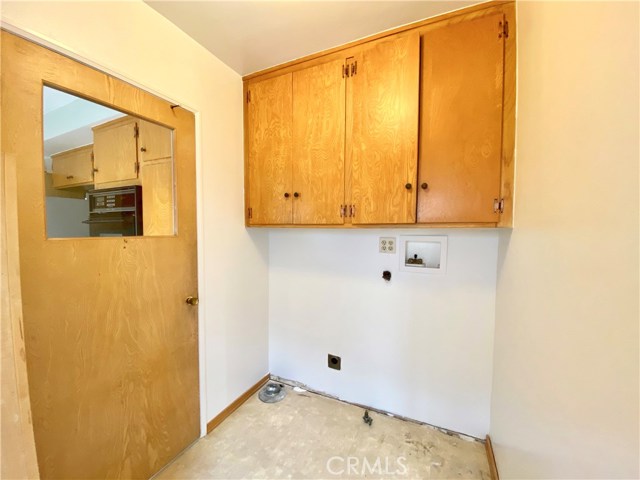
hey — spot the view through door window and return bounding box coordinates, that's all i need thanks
[43,86,176,238]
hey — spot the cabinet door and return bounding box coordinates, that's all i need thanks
[93,116,138,188]
[138,119,172,163]
[348,32,420,224]
[418,14,504,223]
[292,58,346,225]
[247,73,293,225]
[51,145,94,188]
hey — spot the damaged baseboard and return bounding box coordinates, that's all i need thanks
[270,374,483,444]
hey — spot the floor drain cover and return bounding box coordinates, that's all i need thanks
[259,382,286,403]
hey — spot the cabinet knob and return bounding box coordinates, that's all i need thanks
[93,168,99,173]
[421,182,428,190]
[405,183,412,190]
[140,147,147,152]
[284,193,290,198]
[66,175,74,179]
[293,192,300,198]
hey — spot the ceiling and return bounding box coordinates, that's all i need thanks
[43,88,77,114]
[146,1,480,76]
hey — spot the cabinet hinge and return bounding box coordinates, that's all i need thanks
[135,161,140,175]
[499,19,509,39]
[493,198,505,214]
[246,90,251,103]
[134,124,139,138]
[248,207,253,219]
[342,61,357,78]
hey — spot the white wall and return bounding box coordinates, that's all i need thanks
[1,1,270,431]
[45,197,89,238]
[269,229,499,438]
[491,2,639,478]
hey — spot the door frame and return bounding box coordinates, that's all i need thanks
[1,24,208,474]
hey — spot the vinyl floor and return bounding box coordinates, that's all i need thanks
[157,384,490,479]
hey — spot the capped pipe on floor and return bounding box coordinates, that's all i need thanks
[258,382,287,403]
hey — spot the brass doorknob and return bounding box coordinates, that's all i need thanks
[185,296,199,306]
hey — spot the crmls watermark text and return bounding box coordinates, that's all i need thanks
[326,456,408,476]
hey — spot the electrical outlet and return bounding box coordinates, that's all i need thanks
[328,354,341,370]
[379,237,396,253]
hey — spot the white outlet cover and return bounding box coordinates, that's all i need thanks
[379,237,396,253]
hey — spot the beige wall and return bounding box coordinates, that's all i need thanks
[491,1,639,477]
[0,1,270,432]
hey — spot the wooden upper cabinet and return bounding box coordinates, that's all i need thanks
[292,59,346,225]
[247,73,293,225]
[92,116,138,188]
[92,116,175,233]
[51,144,94,188]
[348,32,420,224]
[418,13,505,223]
[138,119,172,163]
[242,3,515,228]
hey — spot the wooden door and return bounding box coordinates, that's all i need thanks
[1,32,199,479]
[51,145,94,188]
[418,13,505,223]
[348,32,420,224]
[93,116,139,188]
[246,73,293,225]
[292,59,346,225]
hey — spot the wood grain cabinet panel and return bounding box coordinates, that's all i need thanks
[92,116,139,188]
[139,160,174,236]
[418,13,505,223]
[348,32,420,225]
[138,120,175,235]
[247,73,293,225]
[242,2,515,228]
[138,119,172,163]
[292,59,346,225]
[51,144,94,188]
